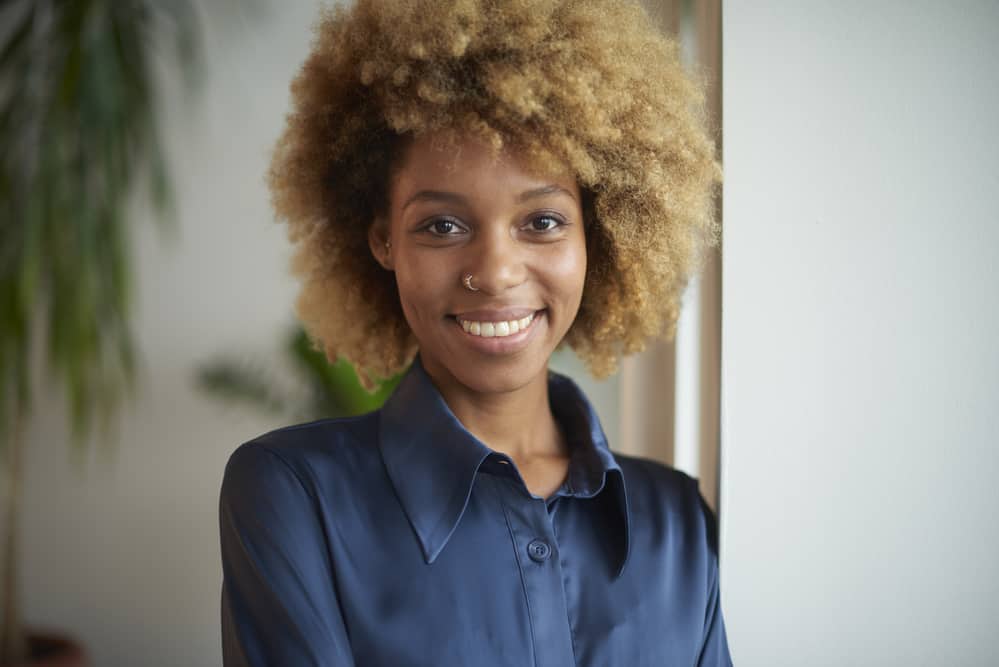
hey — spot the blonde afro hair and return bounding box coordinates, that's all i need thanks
[268,0,721,387]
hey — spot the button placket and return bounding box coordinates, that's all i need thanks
[486,474,576,667]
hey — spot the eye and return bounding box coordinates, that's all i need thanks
[421,216,467,236]
[525,214,566,233]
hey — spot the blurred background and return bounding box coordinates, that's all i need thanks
[1,0,996,666]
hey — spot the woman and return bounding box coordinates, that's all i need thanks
[219,0,729,665]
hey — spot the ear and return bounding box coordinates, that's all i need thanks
[368,218,394,271]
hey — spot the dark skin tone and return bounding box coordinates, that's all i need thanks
[368,132,588,499]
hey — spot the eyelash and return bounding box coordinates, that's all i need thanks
[419,214,568,237]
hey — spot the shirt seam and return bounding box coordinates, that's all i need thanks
[245,442,316,502]
[246,442,357,652]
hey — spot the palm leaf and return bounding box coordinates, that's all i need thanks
[196,326,406,424]
[0,0,200,449]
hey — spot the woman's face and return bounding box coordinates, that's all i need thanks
[370,132,587,396]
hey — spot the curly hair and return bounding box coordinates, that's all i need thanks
[267,0,721,388]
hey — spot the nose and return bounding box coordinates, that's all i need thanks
[465,226,526,296]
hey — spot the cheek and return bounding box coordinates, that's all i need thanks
[393,254,448,320]
[543,239,588,305]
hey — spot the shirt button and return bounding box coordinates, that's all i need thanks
[527,539,552,563]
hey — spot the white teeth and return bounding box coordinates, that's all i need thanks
[458,312,536,338]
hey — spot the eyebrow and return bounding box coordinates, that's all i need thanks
[401,184,576,212]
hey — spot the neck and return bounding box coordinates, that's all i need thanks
[422,359,568,462]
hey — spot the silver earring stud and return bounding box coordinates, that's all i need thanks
[463,273,480,291]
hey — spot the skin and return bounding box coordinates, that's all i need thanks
[368,132,588,499]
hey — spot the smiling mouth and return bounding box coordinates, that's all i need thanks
[449,309,545,338]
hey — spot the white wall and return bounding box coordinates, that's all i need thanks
[720,2,999,665]
[12,3,622,666]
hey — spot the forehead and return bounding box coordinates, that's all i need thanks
[389,132,579,205]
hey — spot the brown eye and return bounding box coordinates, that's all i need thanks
[528,215,564,232]
[422,216,467,236]
[433,220,456,234]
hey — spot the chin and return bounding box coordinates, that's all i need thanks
[463,361,545,395]
[431,348,551,396]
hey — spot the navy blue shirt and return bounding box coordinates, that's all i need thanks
[219,356,732,666]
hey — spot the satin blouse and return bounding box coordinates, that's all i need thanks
[219,355,732,666]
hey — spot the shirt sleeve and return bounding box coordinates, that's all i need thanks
[695,490,734,667]
[219,442,355,666]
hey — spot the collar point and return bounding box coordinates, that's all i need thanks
[419,537,444,565]
[613,548,630,580]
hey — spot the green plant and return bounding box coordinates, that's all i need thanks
[197,325,403,423]
[0,1,201,663]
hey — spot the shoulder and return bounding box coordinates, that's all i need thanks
[220,411,383,506]
[613,452,719,557]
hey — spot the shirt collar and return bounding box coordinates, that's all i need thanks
[378,354,631,578]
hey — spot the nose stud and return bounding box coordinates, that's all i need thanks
[462,273,480,292]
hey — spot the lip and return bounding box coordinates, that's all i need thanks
[448,309,546,355]
[451,307,541,323]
